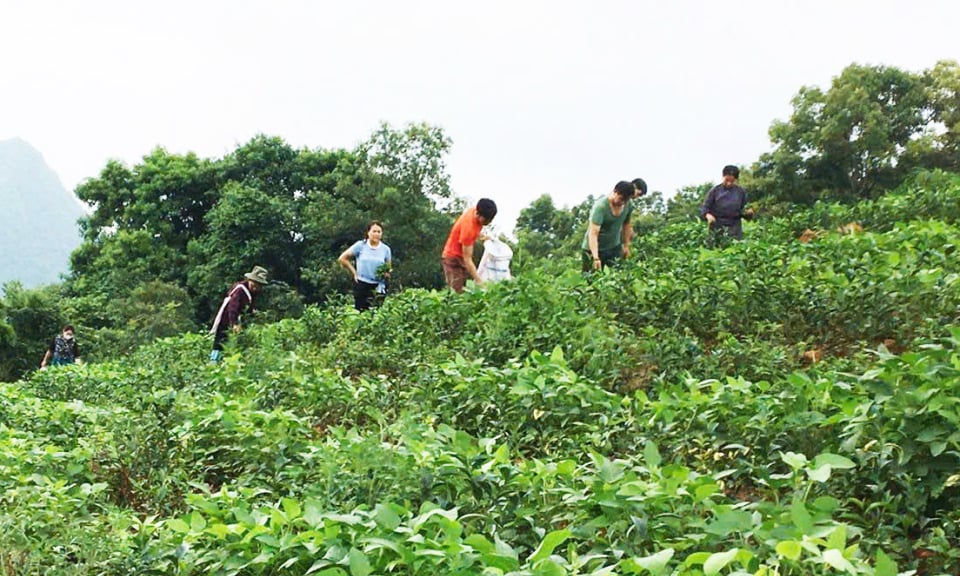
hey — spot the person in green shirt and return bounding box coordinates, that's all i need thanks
[581,180,636,271]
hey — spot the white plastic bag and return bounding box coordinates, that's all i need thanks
[478,237,513,282]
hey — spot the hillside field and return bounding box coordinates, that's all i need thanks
[3,172,960,574]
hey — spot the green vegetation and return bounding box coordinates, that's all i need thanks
[0,122,458,381]
[1,171,960,574]
[2,60,960,574]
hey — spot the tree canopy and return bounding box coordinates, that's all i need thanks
[755,60,960,204]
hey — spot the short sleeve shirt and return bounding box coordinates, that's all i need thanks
[442,207,483,259]
[350,240,392,285]
[49,335,79,362]
[581,197,633,252]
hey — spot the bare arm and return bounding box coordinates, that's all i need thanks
[462,243,483,284]
[40,349,51,368]
[337,248,358,282]
[622,221,634,258]
[587,222,602,270]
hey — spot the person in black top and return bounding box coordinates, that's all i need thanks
[41,324,81,368]
[209,266,268,362]
[700,165,754,241]
[631,177,648,200]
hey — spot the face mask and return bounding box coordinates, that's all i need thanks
[63,334,73,341]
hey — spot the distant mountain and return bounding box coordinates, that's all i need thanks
[0,138,85,287]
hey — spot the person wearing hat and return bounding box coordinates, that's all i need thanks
[700,165,753,242]
[209,266,268,362]
[582,181,636,271]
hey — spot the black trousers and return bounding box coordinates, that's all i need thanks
[213,328,229,351]
[353,280,379,311]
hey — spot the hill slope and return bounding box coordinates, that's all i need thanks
[0,138,84,286]
[4,171,960,574]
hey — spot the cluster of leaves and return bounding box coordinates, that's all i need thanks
[6,344,942,575]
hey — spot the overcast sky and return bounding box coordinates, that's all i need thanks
[1,0,958,231]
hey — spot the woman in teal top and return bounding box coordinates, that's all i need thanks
[581,181,635,271]
[338,221,393,311]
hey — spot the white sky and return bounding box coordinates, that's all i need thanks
[1,0,957,231]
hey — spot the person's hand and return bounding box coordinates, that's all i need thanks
[232,324,242,334]
[382,270,391,280]
[744,208,756,220]
[353,272,359,283]
[592,257,602,271]
[623,245,631,259]
[705,213,716,225]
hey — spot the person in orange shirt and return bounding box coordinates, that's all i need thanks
[441,198,498,293]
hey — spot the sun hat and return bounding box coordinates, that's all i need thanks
[244,266,269,285]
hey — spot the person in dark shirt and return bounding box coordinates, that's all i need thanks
[41,324,81,368]
[209,266,268,362]
[700,165,754,241]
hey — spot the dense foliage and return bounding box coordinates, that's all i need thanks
[0,123,458,381]
[2,172,960,574]
[3,60,960,573]
[4,61,959,382]
[753,60,960,204]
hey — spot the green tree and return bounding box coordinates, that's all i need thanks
[357,121,453,201]
[68,229,186,303]
[301,123,457,296]
[220,135,302,199]
[114,281,197,347]
[762,63,931,203]
[65,125,458,337]
[0,282,64,381]
[187,182,300,320]
[75,159,136,242]
[76,150,219,247]
[917,60,960,172]
[516,195,575,263]
[665,183,712,225]
[514,195,596,270]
